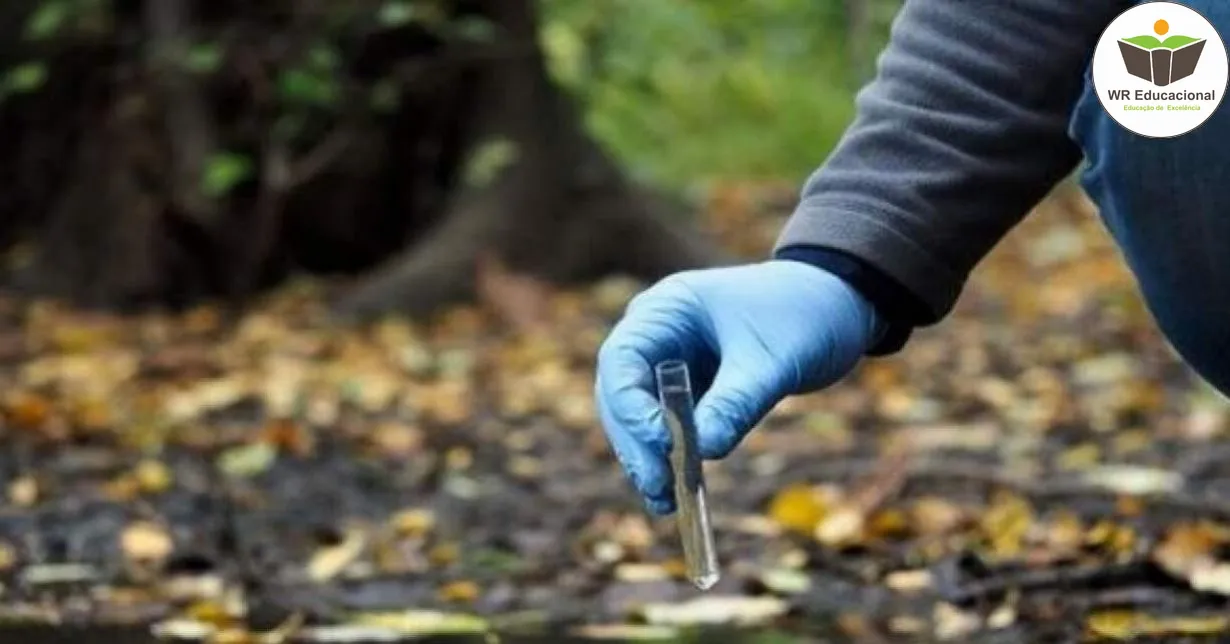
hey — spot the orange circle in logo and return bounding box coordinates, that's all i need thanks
[1155,19,1169,35]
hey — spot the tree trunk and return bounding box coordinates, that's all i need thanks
[0,0,727,316]
[328,0,726,320]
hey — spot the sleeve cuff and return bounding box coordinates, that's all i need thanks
[774,245,932,356]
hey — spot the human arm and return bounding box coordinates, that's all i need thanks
[777,0,1128,352]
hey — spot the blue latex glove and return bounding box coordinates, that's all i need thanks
[594,260,884,515]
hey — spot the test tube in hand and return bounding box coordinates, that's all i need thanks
[655,360,721,590]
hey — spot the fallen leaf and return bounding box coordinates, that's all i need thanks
[428,542,460,567]
[912,497,967,536]
[262,418,314,456]
[640,596,788,627]
[934,602,982,640]
[150,619,217,641]
[390,508,435,538]
[884,569,933,593]
[369,422,424,458]
[766,483,831,534]
[814,504,865,548]
[1087,610,1230,640]
[757,568,811,595]
[1081,464,1183,495]
[0,541,17,571]
[350,610,488,635]
[979,491,1033,560]
[308,528,368,582]
[614,563,671,583]
[121,521,174,565]
[3,391,52,430]
[437,580,480,603]
[217,442,277,478]
[8,475,38,507]
[1189,564,1230,595]
[570,624,679,641]
[866,508,911,539]
[134,459,173,494]
[20,563,100,585]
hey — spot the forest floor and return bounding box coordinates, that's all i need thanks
[1,184,1230,643]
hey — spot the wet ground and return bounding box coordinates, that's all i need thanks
[1,187,1230,642]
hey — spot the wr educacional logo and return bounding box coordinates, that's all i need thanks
[1091,1,1228,138]
[1117,18,1206,86]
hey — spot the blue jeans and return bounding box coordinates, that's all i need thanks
[1070,1,1230,394]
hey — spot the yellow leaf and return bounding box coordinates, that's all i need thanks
[1087,520,1137,558]
[390,508,435,538]
[134,459,173,494]
[867,509,911,539]
[979,491,1034,560]
[429,542,460,567]
[437,580,481,603]
[352,610,488,635]
[185,599,234,628]
[767,483,830,534]
[1087,610,1230,639]
[1056,442,1100,471]
[1087,611,1137,640]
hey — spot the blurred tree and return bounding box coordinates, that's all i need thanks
[0,0,895,317]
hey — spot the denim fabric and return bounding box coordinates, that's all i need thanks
[1070,2,1230,393]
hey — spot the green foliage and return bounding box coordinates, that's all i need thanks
[377,1,418,28]
[464,139,519,188]
[184,43,224,75]
[25,1,70,41]
[3,63,48,95]
[202,152,254,198]
[542,0,898,189]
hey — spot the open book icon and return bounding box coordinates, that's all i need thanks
[1118,35,1207,86]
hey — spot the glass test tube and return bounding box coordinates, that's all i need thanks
[655,359,721,590]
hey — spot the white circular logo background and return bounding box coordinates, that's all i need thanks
[1092,1,1229,138]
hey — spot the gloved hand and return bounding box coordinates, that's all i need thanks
[594,259,884,515]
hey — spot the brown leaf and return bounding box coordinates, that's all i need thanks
[261,418,314,457]
[1153,521,1230,579]
[2,391,52,432]
[912,497,968,536]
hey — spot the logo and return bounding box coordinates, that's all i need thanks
[1092,1,1228,138]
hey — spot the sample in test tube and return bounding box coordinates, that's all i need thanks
[655,359,721,590]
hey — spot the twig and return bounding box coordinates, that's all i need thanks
[285,127,354,190]
[936,557,1154,606]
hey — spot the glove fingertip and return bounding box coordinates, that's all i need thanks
[694,405,741,460]
[645,496,676,516]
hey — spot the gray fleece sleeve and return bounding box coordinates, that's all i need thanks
[775,0,1127,320]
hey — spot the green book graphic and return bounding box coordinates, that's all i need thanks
[1118,34,1207,86]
